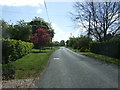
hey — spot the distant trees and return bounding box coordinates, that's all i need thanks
[52,41,60,46]
[71,1,120,42]
[52,40,65,46]
[60,40,65,46]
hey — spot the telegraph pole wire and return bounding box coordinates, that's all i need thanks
[44,0,51,23]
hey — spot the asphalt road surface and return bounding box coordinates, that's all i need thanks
[36,47,118,88]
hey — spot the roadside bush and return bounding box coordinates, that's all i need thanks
[80,47,87,52]
[2,64,15,80]
[68,36,92,50]
[2,39,34,64]
[90,40,120,59]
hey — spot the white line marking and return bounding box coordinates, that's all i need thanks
[53,58,60,60]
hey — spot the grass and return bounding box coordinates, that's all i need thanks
[81,52,120,65]
[67,47,120,65]
[8,47,59,79]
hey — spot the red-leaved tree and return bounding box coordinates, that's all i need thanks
[30,28,51,49]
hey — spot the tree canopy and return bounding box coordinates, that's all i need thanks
[71,1,120,42]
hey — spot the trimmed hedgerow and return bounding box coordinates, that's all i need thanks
[2,39,34,64]
[90,40,120,59]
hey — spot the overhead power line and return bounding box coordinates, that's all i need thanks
[44,0,51,23]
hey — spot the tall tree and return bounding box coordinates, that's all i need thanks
[29,17,55,42]
[29,17,51,34]
[71,1,120,41]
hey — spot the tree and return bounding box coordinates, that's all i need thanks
[71,1,120,42]
[29,17,55,42]
[1,20,11,39]
[10,20,32,41]
[1,20,32,41]
[48,29,55,40]
[52,41,60,46]
[48,29,55,47]
[60,40,65,46]
[66,40,69,47]
[30,28,51,49]
[29,17,52,34]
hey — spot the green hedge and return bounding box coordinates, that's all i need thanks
[90,40,120,59]
[68,37,92,50]
[2,39,34,64]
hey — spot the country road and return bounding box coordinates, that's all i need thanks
[35,47,118,88]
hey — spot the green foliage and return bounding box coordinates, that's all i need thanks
[1,20,32,41]
[29,17,53,34]
[2,39,34,64]
[29,17,55,47]
[52,41,60,46]
[60,40,65,46]
[1,20,11,39]
[48,29,55,39]
[2,18,55,42]
[68,36,92,50]
[66,40,69,47]
[90,39,120,59]
[2,64,15,80]
[80,47,87,52]
[10,20,32,41]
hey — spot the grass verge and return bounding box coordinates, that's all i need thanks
[81,52,120,65]
[67,47,119,65]
[8,47,59,79]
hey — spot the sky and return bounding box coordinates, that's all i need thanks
[0,0,86,42]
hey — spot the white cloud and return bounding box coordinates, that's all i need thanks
[51,23,69,42]
[72,21,88,36]
[51,23,64,35]
[51,22,87,42]
[0,0,44,6]
[71,28,86,37]
[51,23,87,42]
[36,9,42,14]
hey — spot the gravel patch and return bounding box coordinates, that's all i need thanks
[2,78,38,88]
